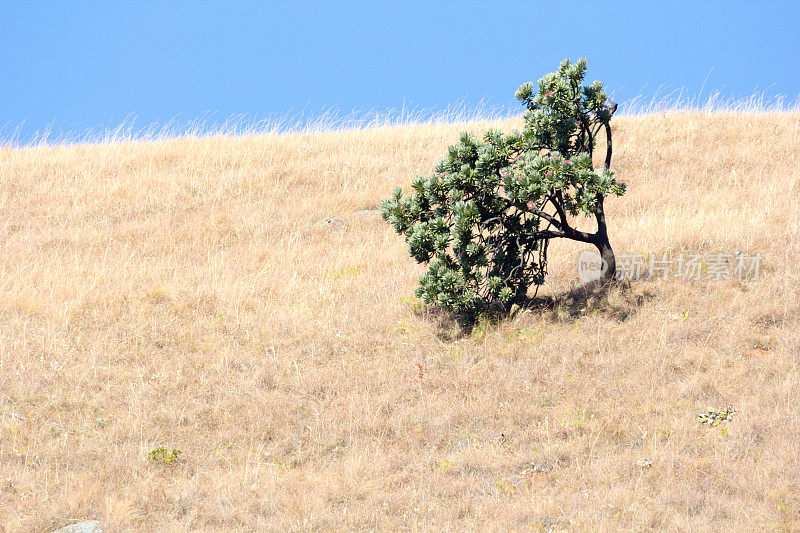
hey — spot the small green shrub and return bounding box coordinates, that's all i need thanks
[148,447,182,464]
[382,58,626,321]
[697,407,736,426]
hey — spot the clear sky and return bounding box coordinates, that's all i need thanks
[2,0,799,143]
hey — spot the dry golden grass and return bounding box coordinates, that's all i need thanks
[1,112,799,531]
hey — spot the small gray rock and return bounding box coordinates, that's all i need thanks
[52,522,103,533]
[314,217,347,230]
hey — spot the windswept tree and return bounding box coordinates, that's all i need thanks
[382,58,625,319]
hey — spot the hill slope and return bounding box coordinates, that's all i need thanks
[1,113,799,530]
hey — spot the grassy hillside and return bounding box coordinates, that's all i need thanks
[1,113,799,531]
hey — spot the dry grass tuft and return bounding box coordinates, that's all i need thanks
[1,112,800,530]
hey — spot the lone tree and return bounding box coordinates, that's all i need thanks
[382,58,625,319]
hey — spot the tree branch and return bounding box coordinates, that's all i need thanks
[526,205,562,229]
[550,192,569,227]
[603,121,613,171]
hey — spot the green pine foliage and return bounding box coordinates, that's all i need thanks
[382,58,626,320]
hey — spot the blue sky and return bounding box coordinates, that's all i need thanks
[2,0,799,143]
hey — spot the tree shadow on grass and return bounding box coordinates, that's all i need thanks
[523,280,656,324]
[424,280,656,341]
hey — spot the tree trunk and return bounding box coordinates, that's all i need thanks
[593,194,616,284]
[595,237,616,284]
